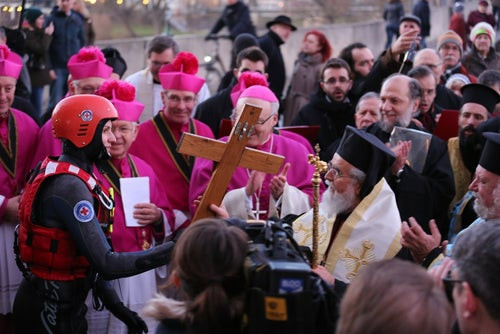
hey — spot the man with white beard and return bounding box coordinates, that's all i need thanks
[401,132,500,266]
[366,74,454,237]
[292,126,402,284]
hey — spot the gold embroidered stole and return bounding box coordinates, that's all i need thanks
[448,137,471,210]
[0,113,18,179]
[294,179,401,282]
[97,155,139,196]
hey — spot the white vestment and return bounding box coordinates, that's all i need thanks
[294,179,402,283]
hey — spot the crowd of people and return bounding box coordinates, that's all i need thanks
[0,0,499,333]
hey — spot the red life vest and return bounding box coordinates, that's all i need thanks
[18,158,113,281]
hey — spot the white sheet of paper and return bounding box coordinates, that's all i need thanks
[120,177,150,227]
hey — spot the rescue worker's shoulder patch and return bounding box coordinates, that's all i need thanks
[73,200,95,223]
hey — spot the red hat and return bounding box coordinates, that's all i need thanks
[67,46,113,80]
[95,80,144,122]
[230,72,269,107]
[159,52,205,93]
[0,45,22,79]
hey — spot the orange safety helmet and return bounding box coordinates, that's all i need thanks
[52,94,118,148]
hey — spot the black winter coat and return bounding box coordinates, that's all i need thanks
[292,89,354,161]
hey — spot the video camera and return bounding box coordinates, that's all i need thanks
[227,218,339,334]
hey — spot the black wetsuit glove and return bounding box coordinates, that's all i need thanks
[107,301,148,334]
[95,277,148,333]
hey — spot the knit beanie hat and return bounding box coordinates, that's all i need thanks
[23,7,43,25]
[437,30,464,55]
[470,22,495,43]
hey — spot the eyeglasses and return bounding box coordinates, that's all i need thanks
[112,125,135,134]
[76,84,99,94]
[256,113,276,125]
[230,112,276,125]
[442,270,465,303]
[423,63,441,70]
[167,95,196,105]
[326,162,356,180]
[323,77,350,85]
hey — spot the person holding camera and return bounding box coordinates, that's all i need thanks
[143,218,248,334]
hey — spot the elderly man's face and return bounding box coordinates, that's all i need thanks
[379,76,417,133]
[355,96,380,129]
[233,97,277,148]
[0,76,16,117]
[71,76,106,95]
[110,120,139,159]
[271,23,292,42]
[148,48,175,82]
[161,89,197,125]
[414,50,443,82]
[322,153,362,216]
[468,165,500,220]
[399,20,421,35]
[439,42,461,69]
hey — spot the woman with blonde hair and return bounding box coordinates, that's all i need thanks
[143,218,248,334]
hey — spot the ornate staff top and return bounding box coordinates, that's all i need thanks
[307,144,327,267]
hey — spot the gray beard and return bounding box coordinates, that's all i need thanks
[320,186,356,218]
[380,108,413,133]
[473,186,500,220]
[473,199,489,220]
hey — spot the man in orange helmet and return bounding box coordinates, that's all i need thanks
[13,94,174,333]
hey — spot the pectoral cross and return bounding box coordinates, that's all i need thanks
[177,104,285,222]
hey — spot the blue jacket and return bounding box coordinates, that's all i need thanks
[45,6,85,69]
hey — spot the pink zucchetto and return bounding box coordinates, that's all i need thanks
[95,80,144,122]
[239,84,278,103]
[67,46,113,80]
[0,45,23,79]
[230,72,269,107]
[159,52,205,93]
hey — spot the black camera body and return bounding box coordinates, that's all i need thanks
[235,219,337,334]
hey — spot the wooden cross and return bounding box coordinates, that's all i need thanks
[177,104,285,222]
